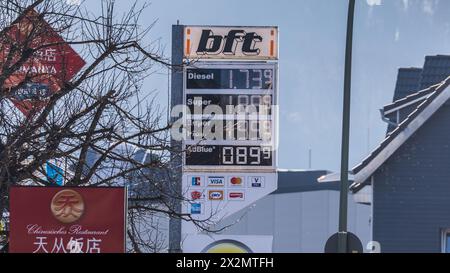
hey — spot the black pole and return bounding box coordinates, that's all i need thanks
[338,0,355,253]
[168,24,184,253]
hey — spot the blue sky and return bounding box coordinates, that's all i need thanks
[83,0,450,172]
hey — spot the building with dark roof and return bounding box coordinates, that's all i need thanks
[393,68,423,101]
[420,55,450,90]
[385,55,450,134]
[350,76,450,252]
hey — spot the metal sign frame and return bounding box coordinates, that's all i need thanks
[182,61,278,172]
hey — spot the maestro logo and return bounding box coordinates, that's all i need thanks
[50,189,85,224]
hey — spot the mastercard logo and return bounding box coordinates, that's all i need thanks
[230,177,243,185]
[201,240,253,253]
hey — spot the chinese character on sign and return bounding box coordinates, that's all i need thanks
[44,48,57,62]
[67,238,84,253]
[86,238,102,253]
[9,187,125,253]
[33,237,101,253]
[54,195,81,218]
[52,237,67,253]
[33,237,48,253]
[50,190,84,223]
[0,9,86,117]
[35,48,57,62]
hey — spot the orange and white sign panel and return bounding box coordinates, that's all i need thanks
[184,26,278,60]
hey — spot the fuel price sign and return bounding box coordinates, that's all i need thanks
[183,62,278,171]
[178,25,279,239]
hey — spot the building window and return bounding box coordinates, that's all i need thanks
[442,230,450,253]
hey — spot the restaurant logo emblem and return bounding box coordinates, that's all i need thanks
[50,189,84,224]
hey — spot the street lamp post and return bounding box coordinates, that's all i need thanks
[338,0,356,253]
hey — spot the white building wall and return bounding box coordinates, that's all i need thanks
[214,191,371,253]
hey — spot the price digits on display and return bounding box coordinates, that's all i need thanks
[186,68,274,90]
[186,145,272,166]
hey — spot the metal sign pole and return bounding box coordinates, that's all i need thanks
[338,0,356,254]
[168,24,184,253]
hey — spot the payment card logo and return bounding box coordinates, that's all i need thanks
[190,190,205,201]
[228,191,245,201]
[191,203,202,215]
[249,176,265,188]
[190,176,203,187]
[228,176,244,187]
[207,176,225,187]
[208,190,224,201]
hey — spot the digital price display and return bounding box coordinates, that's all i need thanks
[186,94,273,114]
[186,68,274,90]
[183,62,277,169]
[187,119,272,141]
[185,145,273,166]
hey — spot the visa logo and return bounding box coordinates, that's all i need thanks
[208,176,225,186]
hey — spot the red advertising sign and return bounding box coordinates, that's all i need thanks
[0,9,86,116]
[9,186,126,253]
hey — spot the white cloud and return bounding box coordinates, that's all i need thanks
[402,0,409,11]
[423,0,439,16]
[366,0,382,6]
[366,0,382,21]
[395,28,400,42]
[286,112,303,123]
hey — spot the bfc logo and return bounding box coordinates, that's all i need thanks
[184,26,278,60]
[196,29,263,56]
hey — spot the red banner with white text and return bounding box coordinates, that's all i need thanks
[9,186,126,253]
